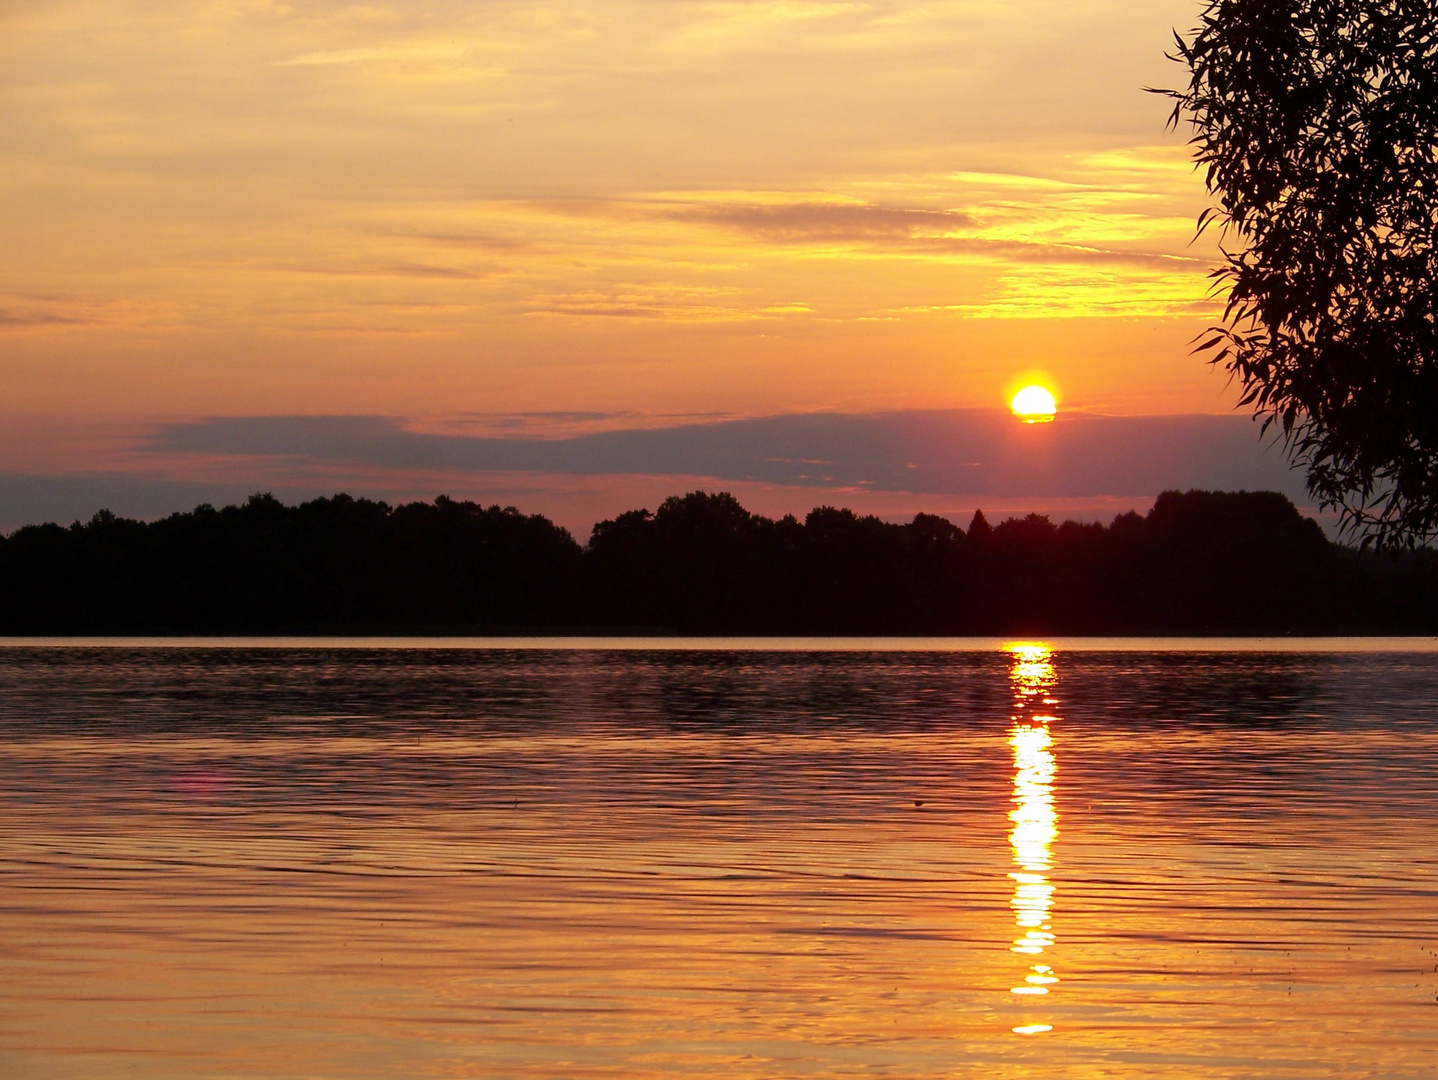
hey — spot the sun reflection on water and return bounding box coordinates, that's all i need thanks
[1006,642,1059,1035]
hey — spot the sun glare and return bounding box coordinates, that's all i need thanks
[1010,385,1057,423]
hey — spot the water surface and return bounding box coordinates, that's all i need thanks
[2,641,1435,1078]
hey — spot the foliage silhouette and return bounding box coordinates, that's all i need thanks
[0,494,581,633]
[1161,0,1438,547]
[0,489,1433,634]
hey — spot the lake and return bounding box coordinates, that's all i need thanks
[2,639,1436,1078]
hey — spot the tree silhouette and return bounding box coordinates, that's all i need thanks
[1,489,1432,633]
[1162,0,1438,546]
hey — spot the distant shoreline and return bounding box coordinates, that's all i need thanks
[4,635,1438,652]
[3,488,1435,635]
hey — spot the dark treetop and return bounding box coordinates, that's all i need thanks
[1163,0,1438,546]
[1,489,1434,634]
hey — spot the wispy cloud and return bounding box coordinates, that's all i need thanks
[677,202,976,241]
[519,282,760,321]
[273,42,474,66]
[275,48,397,66]
[0,310,90,327]
[280,261,493,280]
[0,292,176,331]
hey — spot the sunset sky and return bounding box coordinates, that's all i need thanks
[0,0,1301,534]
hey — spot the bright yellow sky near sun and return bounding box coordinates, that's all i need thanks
[0,0,1230,435]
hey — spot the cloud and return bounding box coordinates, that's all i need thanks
[521,180,1212,316]
[0,293,110,329]
[532,196,1206,274]
[282,261,492,280]
[144,410,1307,501]
[273,42,471,66]
[275,48,396,66]
[0,310,90,327]
[680,202,976,241]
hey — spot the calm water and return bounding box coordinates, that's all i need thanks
[2,640,1436,1078]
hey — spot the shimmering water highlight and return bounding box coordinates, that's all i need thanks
[1,643,1436,1079]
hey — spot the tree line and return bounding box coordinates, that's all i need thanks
[0,489,1433,634]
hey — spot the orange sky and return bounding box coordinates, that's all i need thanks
[1,0,1228,419]
[0,1,1281,532]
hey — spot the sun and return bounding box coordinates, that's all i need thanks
[1010,385,1057,423]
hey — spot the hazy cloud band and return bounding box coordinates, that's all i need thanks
[146,410,1304,501]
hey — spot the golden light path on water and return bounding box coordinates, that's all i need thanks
[1007,641,1059,1035]
[5,647,1438,1077]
